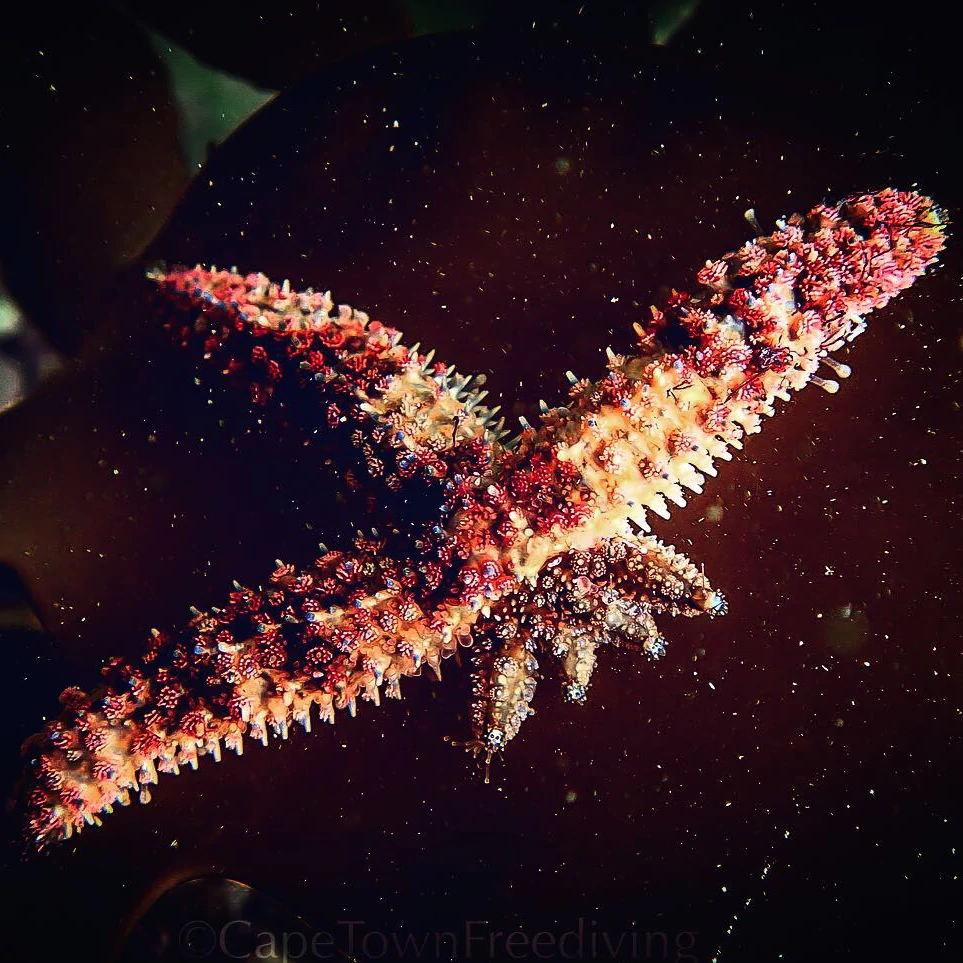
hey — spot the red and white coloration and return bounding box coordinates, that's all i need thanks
[19,189,946,850]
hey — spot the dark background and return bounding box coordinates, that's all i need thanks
[0,3,960,961]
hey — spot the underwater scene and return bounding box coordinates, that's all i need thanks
[0,2,960,961]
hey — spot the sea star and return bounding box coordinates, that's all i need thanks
[19,188,946,850]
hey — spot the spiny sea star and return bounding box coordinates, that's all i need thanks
[19,188,946,850]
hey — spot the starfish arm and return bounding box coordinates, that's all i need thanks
[149,265,507,496]
[515,190,946,552]
[552,626,599,704]
[461,641,539,777]
[545,536,724,668]
[20,536,478,851]
[615,535,726,619]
